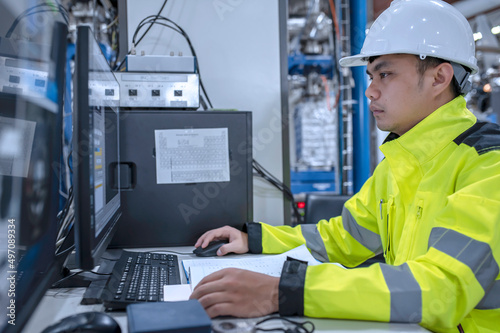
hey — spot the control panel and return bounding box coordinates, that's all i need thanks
[0,56,49,99]
[116,72,199,109]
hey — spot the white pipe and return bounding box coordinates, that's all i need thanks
[452,0,500,19]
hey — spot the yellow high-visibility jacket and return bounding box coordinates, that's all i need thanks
[246,97,500,333]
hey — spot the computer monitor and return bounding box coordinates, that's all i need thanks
[0,21,67,333]
[72,25,121,271]
[110,110,253,248]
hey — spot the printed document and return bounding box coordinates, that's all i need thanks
[183,245,344,290]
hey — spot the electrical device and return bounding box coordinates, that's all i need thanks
[110,110,253,248]
[125,54,196,73]
[116,72,199,109]
[72,25,122,271]
[0,48,50,99]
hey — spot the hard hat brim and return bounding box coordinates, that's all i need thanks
[339,54,369,68]
[339,52,479,75]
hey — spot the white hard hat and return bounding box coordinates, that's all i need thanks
[339,0,478,75]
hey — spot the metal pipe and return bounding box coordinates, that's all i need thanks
[350,0,370,192]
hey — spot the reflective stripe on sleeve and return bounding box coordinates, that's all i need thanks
[476,280,500,310]
[428,227,499,292]
[342,207,383,254]
[300,224,329,262]
[380,263,422,323]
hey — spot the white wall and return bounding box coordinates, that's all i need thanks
[123,0,289,225]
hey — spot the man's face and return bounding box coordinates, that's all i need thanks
[365,54,435,136]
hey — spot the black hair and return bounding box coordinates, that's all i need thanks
[365,55,464,97]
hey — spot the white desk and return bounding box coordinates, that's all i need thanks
[24,247,430,333]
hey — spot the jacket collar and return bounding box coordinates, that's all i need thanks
[380,96,477,165]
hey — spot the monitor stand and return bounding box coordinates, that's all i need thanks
[51,243,123,305]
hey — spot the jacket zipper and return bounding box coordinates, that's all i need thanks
[381,199,391,259]
[406,201,423,260]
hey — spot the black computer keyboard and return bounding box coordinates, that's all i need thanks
[102,250,182,310]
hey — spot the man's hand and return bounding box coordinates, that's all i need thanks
[194,226,249,256]
[189,268,279,318]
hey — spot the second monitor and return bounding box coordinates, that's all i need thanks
[111,110,253,247]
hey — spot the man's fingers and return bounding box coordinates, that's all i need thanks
[195,227,234,248]
[205,302,237,318]
[190,269,229,299]
[195,232,222,248]
[217,242,240,256]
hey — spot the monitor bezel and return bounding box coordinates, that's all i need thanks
[0,21,67,333]
[73,25,121,271]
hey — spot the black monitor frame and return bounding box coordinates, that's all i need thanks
[73,25,121,271]
[0,21,67,333]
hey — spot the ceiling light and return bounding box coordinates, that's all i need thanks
[492,26,500,35]
[474,32,483,41]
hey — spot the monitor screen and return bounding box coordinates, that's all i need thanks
[73,25,121,271]
[0,21,66,333]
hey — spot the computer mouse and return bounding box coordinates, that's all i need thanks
[193,239,229,257]
[41,311,121,333]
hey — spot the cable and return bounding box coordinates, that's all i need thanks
[152,250,194,255]
[131,15,213,108]
[255,316,315,333]
[253,159,293,199]
[132,20,183,42]
[51,269,112,288]
[55,244,74,259]
[67,149,73,174]
[6,2,69,38]
[327,0,340,42]
[56,186,74,243]
[253,159,303,224]
[115,10,214,109]
[113,0,167,71]
[134,0,169,48]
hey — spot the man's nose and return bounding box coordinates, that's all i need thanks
[365,82,379,101]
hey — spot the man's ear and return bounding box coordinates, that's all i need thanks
[432,62,455,95]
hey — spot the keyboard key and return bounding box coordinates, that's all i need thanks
[102,250,181,310]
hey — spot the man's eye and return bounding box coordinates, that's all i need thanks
[380,73,390,79]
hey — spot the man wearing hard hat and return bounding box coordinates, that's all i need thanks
[190,1,500,332]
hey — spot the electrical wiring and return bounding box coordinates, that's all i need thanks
[255,316,315,333]
[55,149,74,254]
[133,0,169,48]
[113,0,168,71]
[6,2,69,38]
[51,269,111,288]
[114,1,214,109]
[152,250,194,256]
[252,159,303,224]
[327,0,340,42]
[132,18,183,43]
[131,15,213,109]
[55,189,74,254]
[55,243,74,259]
[320,75,331,110]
